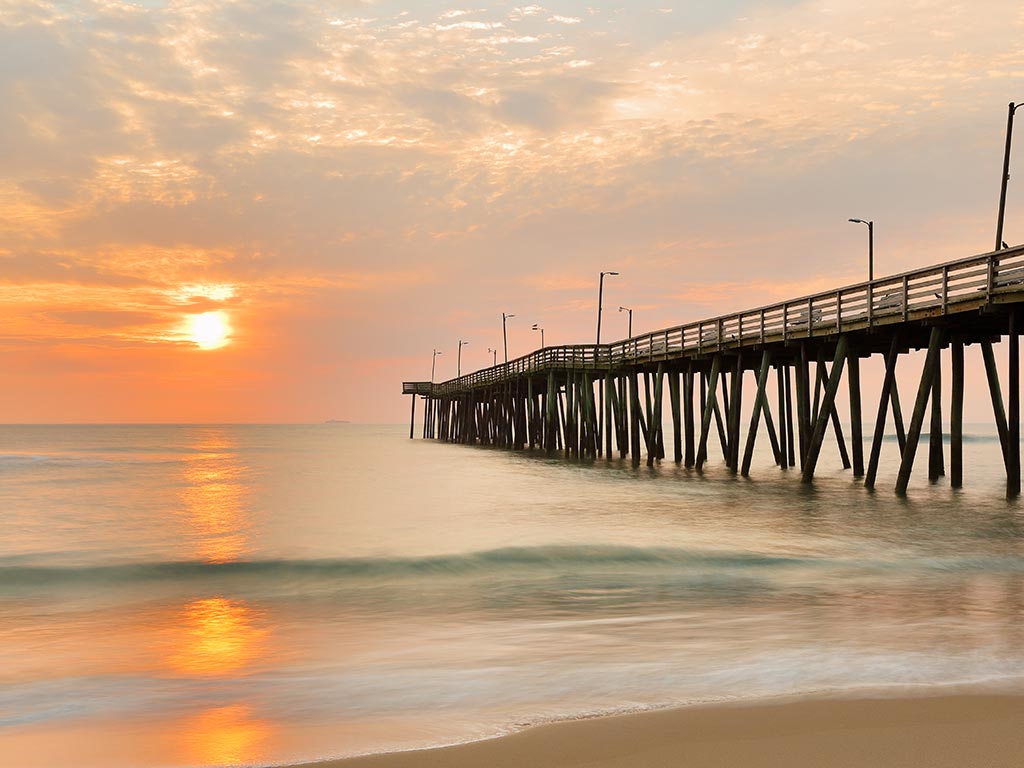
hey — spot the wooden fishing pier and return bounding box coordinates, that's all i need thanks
[404,245,1024,497]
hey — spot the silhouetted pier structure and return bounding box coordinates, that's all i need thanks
[404,245,1024,497]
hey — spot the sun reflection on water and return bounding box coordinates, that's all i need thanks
[167,597,268,677]
[179,704,272,767]
[179,428,252,563]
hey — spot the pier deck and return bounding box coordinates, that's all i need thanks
[405,244,1024,497]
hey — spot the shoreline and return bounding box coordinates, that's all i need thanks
[283,691,1024,768]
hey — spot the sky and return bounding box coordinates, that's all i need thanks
[1,0,1023,423]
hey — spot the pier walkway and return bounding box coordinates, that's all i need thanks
[404,244,1024,497]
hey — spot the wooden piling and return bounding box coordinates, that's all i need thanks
[409,395,416,439]
[696,355,722,470]
[684,367,696,468]
[728,354,743,473]
[865,338,901,491]
[776,364,788,469]
[928,353,945,481]
[1010,311,1021,498]
[951,339,964,488]
[895,327,945,496]
[848,355,864,476]
[796,343,811,468]
[801,335,849,483]
[630,371,642,467]
[784,364,796,467]
[669,369,682,464]
[982,340,1011,471]
[741,350,772,477]
[817,363,852,470]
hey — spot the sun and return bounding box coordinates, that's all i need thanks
[188,311,232,350]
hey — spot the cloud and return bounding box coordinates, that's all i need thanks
[2,0,1024,421]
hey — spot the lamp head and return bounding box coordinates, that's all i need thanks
[848,218,864,224]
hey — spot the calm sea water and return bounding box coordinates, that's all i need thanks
[1,423,1023,767]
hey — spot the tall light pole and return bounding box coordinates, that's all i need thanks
[996,101,1020,251]
[487,347,497,366]
[431,349,442,382]
[502,312,515,363]
[618,306,633,337]
[532,323,545,348]
[596,271,619,344]
[848,218,874,281]
[458,340,469,377]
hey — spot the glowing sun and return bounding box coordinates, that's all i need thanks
[189,311,232,350]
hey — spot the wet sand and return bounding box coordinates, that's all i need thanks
[297,694,1024,768]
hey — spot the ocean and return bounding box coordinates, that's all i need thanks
[1,423,1023,767]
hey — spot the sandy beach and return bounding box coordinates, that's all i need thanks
[304,694,1024,768]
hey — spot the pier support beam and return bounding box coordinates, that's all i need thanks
[848,355,864,476]
[669,369,682,464]
[865,336,901,491]
[982,340,1010,472]
[929,353,945,481]
[1010,311,1021,498]
[696,356,722,470]
[817,363,852,470]
[684,367,696,468]
[409,395,417,439]
[796,343,811,469]
[951,339,964,488]
[741,350,773,477]
[896,326,945,496]
[802,336,849,483]
[630,372,642,466]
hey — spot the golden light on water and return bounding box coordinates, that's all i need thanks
[180,704,272,767]
[188,310,231,350]
[168,597,267,677]
[179,428,251,563]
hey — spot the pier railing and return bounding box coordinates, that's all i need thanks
[415,245,1024,396]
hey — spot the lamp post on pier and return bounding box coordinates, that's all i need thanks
[596,271,619,345]
[430,349,442,383]
[618,306,633,337]
[848,218,874,281]
[487,347,497,366]
[458,340,469,377]
[532,324,545,348]
[996,101,1021,251]
[502,312,515,363]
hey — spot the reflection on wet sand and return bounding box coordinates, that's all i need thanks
[179,704,272,768]
[179,428,253,563]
